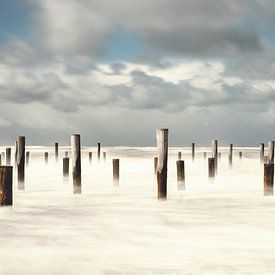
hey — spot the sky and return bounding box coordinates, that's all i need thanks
[0,0,275,146]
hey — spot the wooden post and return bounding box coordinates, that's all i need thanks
[0,166,13,206]
[229,144,233,167]
[44,152,48,164]
[55,142,58,161]
[26,151,30,166]
[212,140,218,173]
[65,151,69,157]
[264,156,269,164]
[156,128,168,199]
[239,151,243,159]
[203,152,207,159]
[63,157,69,179]
[112,159,119,185]
[154,157,158,175]
[176,160,185,190]
[89,152,92,163]
[264,163,274,196]
[97,143,101,161]
[0,155,2,166]
[71,134,81,194]
[14,141,18,166]
[260,143,265,163]
[178,152,181,160]
[103,152,106,161]
[268,141,274,164]
[17,136,25,190]
[6,148,11,166]
[208,157,215,180]
[192,143,195,161]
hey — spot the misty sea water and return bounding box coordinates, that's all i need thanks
[0,146,274,274]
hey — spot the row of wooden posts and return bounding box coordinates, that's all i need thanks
[0,130,274,206]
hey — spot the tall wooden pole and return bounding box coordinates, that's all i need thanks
[0,166,13,206]
[208,157,215,181]
[260,143,265,163]
[89,152,92,163]
[268,141,274,164]
[6,148,11,166]
[55,142,58,161]
[176,160,185,190]
[156,128,168,199]
[97,143,101,161]
[14,141,18,166]
[264,163,274,196]
[44,152,48,164]
[112,159,119,185]
[212,140,218,173]
[17,136,25,190]
[71,134,81,194]
[229,144,233,167]
[63,157,69,180]
[192,143,195,161]
[154,157,158,175]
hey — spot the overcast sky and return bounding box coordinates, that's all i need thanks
[0,0,275,146]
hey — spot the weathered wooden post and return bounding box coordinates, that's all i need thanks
[203,152,207,159]
[17,136,25,190]
[268,141,274,164]
[192,143,195,161]
[156,128,168,199]
[154,157,158,175]
[6,148,11,166]
[55,142,58,161]
[71,134,81,194]
[14,140,18,166]
[112,159,119,185]
[44,152,48,164]
[97,143,101,161]
[63,157,69,180]
[239,151,242,159]
[65,151,69,157]
[212,140,218,173]
[176,160,185,190]
[229,144,233,167]
[208,157,215,181]
[0,166,13,206]
[264,163,274,196]
[89,152,92,163]
[178,152,182,160]
[26,151,30,166]
[260,143,265,163]
[103,152,106,161]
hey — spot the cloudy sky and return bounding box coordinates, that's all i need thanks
[0,0,275,146]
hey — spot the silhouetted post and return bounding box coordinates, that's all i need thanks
[17,136,25,190]
[264,163,274,196]
[112,159,119,185]
[176,160,185,190]
[89,152,92,163]
[0,166,13,206]
[260,143,265,163]
[65,151,69,157]
[97,143,101,161]
[0,155,2,166]
[156,128,168,199]
[103,152,106,161]
[55,142,58,161]
[208,157,215,181]
[268,141,274,164]
[63,157,69,180]
[203,152,207,159]
[44,152,48,164]
[71,134,81,194]
[14,141,18,166]
[239,151,242,159]
[6,148,11,166]
[26,151,30,166]
[212,140,218,173]
[192,143,195,161]
[229,144,233,167]
[154,157,158,175]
